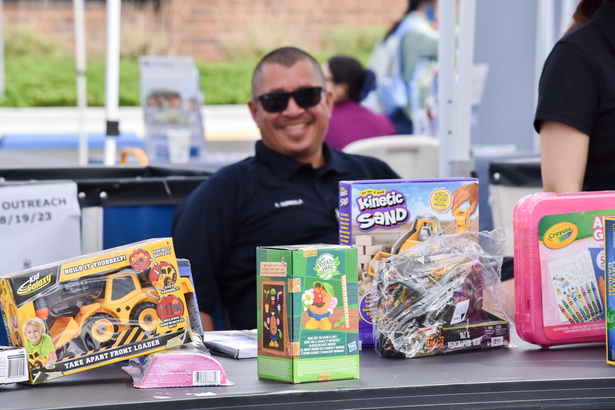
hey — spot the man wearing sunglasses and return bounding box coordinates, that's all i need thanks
[173,47,399,331]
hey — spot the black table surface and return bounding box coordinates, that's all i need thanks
[2,335,615,410]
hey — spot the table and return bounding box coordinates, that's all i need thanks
[2,335,615,409]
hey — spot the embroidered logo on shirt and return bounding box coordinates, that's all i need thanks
[274,199,304,208]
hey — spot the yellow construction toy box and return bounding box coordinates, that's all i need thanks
[339,178,479,346]
[0,238,196,384]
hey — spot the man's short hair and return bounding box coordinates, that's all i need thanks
[251,47,325,99]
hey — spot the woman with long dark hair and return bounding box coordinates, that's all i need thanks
[323,55,396,151]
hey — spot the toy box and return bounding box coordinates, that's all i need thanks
[177,258,204,336]
[338,178,479,346]
[256,244,359,383]
[371,231,510,358]
[604,217,615,365]
[0,238,197,384]
[514,192,610,349]
[0,346,28,384]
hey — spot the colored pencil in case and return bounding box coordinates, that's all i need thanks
[576,287,595,321]
[558,303,576,324]
[585,283,602,321]
[598,276,606,306]
[567,293,587,322]
[569,291,589,322]
[580,286,597,321]
[562,299,581,323]
[591,281,605,317]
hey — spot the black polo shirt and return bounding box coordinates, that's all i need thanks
[534,0,615,191]
[172,141,398,329]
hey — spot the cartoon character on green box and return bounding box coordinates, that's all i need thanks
[265,313,281,347]
[305,282,338,330]
[263,286,283,347]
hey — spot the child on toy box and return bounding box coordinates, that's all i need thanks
[23,317,57,368]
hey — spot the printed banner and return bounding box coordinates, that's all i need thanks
[139,55,206,164]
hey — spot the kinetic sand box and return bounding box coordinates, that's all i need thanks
[256,244,359,383]
[338,178,479,346]
[0,238,195,384]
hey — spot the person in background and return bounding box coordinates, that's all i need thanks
[172,47,399,331]
[536,0,615,193]
[322,55,396,151]
[367,0,439,134]
[504,0,615,300]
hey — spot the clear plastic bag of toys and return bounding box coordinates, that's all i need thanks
[371,229,514,358]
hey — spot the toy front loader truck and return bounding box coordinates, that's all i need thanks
[49,270,192,352]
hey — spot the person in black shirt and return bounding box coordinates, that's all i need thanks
[535,0,615,193]
[172,47,399,330]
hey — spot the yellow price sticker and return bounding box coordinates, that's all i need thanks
[429,188,452,213]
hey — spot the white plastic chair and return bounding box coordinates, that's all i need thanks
[342,135,439,179]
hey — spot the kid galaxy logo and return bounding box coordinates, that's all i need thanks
[356,189,409,231]
[16,272,53,296]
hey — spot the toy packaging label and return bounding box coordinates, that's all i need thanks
[256,244,359,383]
[514,192,610,348]
[338,178,478,346]
[0,346,28,384]
[605,217,615,365]
[0,238,196,384]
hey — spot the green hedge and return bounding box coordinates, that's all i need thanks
[1,54,373,108]
[0,57,258,107]
[0,24,383,107]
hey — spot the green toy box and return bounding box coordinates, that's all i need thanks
[604,217,615,365]
[256,244,359,383]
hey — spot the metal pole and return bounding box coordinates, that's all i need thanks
[437,0,457,177]
[0,0,5,99]
[104,0,121,166]
[454,0,476,176]
[73,0,88,166]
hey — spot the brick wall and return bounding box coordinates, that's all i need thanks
[3,0,407,60]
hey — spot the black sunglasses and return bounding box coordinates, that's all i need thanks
[256,86,323,113]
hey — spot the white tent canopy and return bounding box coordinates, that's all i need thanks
[73,0,88,165]
[437,0,477,177]
[72,0,121,166]
[437,0,580,177]
[103,0,121,166]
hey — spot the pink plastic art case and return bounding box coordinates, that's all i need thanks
[514,192,612,348]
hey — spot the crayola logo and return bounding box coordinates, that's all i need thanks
[544,222,578,249]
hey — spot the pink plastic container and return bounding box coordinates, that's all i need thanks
[514,191,613,348]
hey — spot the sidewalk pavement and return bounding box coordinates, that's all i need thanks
[0,105,260,141]
[0,105,260,167]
